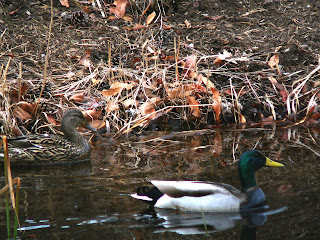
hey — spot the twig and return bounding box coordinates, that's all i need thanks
[35,0,54,114]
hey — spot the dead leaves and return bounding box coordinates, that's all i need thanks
[187,96,201,118]
[69,92,85,102]
[59,0,69,8]
[164,84,197,100]
[12,101,36,122]
[127,97,164,129]
[109,0,128,19]
[123,11,157,30]
[78,50,91,68]
[268,76,288,102]
[184,19,191,28]
[210,87,221,124]
[268,53,282,76]
[108,0,158,29]
[214,50,233,66]
[12,107,31,122]
[146,11,156,26]
[101,82,136,97]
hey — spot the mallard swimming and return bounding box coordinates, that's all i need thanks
[131,150,284,211]
[0,109,97,166]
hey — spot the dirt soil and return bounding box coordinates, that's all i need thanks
[1,0,320,135]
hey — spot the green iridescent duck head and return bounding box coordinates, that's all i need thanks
[238,150,284,192]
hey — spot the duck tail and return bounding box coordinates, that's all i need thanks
[131,186,163,206]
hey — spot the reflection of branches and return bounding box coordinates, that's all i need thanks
[285,127,320,157]
[291,140,320,157]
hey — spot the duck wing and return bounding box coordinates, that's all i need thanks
[151,181,244,199]
[2,134,89,165]
[7,134,68,148]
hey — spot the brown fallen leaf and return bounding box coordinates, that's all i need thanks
[204,15,225,21]
[9,83,29,102]
[81,5,91,13]
[106,101,120,113]
[78,50,91,68]
[197,74,215,90]
[187,96,201,118]
[165,84,196,100]
[13,107,31,122]
[146,11,156,26]
[108,15,118,21]
[17,101,35,114]
[101,82,135,97]
[9,9,19,15]
[124,23,147,31]
[109,0,127,18]
[122,15,134,22]
[210,87,221,124]
[213,50,232,66]
[163,22,172,30]
[261,115,274,122]
[45,114,57,126]
[123,99,139,109]
[87,119,106,130]
[268,54,279,69]
[185,19,191,28]
[59,0,69,7]
[310,113,320,120]
[268,76,288,102]
[185,55,197,71]
[182,55,197,78]
[279,90,288,102]
[131,57,142,67]
[141,0,152,16]
[69,92,85,102]
[101,87,123,97]
[136,97,159,120]
[83,109,102,120]
[128,105,171,132]
[239,113,246,124]
[161,55,175,61]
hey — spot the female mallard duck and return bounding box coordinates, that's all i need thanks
[0,109,97,166]
[131,150,284,211]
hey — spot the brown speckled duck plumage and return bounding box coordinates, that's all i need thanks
[0,109,97,166]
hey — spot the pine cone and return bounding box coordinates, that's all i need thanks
[61,11,89,27]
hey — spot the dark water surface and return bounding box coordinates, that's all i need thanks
[1,127,319,239]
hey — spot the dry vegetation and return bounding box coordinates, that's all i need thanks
[0,0,320,138]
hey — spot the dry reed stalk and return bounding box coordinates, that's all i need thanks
[17,63,22,102]
[1,55,11,87]
[174,37,180,81]
[35,0,53,114]
[1,136,21,237]
[286,63,320,119]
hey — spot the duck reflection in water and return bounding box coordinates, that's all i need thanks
[134,206,287,237]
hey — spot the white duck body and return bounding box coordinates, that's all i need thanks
[131,150,284,212]
[133,180,247,212]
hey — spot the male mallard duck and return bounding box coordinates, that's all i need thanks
[0,109,97,166]
[131,150,284,211]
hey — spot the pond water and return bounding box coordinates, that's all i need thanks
[1,126,319,239]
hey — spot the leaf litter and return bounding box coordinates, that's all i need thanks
[0,0,320,140]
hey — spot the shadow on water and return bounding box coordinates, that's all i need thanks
[0,126,319,239]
